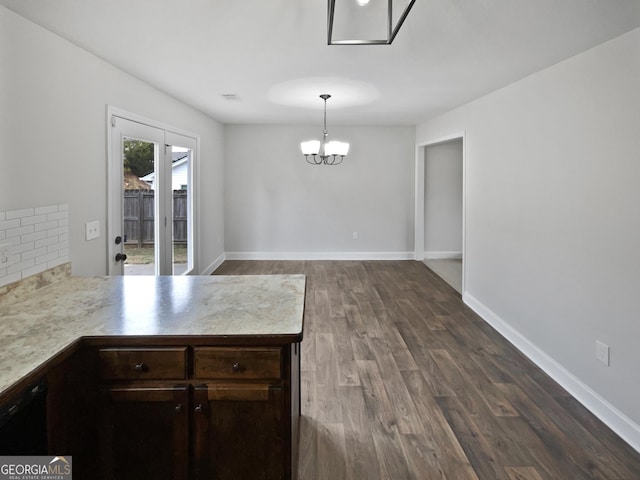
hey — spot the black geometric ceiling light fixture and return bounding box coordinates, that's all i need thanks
[328,0,417,45]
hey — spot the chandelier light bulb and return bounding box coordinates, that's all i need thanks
[325,141,340,157]
[301,140,321,155]
[335,141,350,157]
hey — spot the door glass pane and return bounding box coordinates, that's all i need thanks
[122,138,156,275]
[171,146,191,275]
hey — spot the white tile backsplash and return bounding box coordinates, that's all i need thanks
[35,205,58,215]
[34,220,58,232]
[20,214,47,226]
[7,225,34,238]
[6,207,34,220]
[0,204,69,287]
[22,231,47,243]
[0,219,19,231]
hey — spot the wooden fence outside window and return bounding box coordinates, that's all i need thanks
[123,189,188,246]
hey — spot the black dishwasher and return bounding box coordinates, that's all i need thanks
[0,379,48,454]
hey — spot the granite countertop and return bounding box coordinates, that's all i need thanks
[0,273,306,398]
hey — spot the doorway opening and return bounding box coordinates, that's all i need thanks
[415,134,465,294]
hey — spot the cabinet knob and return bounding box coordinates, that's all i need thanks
[232,362,241,372]
[134,362,146,372]
[175,403,183,413]
[194,404,203,413]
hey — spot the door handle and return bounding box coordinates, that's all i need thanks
[115,253,127,262]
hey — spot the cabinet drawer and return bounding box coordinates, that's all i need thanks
[99,347,187,380]
[193,347,281,380]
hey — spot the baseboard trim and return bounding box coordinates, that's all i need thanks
[462,292,640,454]
[424,251,463,260]
[201,253,226,275]
[224,251,415,261]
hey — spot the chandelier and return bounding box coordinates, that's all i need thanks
[301,94,350,165]
[328,0,417,45]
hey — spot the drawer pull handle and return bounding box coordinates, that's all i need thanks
[194,404,203,413]
[134,362,146,372]
[175,404,183,413]
[232,362,241,372]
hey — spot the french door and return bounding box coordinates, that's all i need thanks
[108,113,196,275]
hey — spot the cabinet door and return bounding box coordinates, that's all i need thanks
[47,347,100,477]
[193,384,284,480]
[99,385,189,480]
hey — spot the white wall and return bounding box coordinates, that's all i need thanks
[0,6,225,275]
[224,125,414,258]
[424,139,463,257]
[416,28,640,446]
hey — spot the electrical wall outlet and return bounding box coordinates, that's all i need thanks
[86,220,100,241]
[596,340,610,366]
[0,243,10,264]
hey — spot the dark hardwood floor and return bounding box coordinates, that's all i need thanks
[213,260,640,480]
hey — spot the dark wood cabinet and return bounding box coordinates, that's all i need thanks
[93,343,300,480]
[191,346,291,479]
[2,340,300,479]
[98,347,190,480]
[193,384,283,480]
[46,346,100,479]
[98,347,187,381]
[99,385,189,480]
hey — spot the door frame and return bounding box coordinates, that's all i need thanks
[106,106,200,275]
[414,132,466,293]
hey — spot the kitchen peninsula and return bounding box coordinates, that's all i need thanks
[0,266,305,480]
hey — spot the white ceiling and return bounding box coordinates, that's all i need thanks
[2,0,640,125]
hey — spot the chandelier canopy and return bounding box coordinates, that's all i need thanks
[300,94,349,166]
